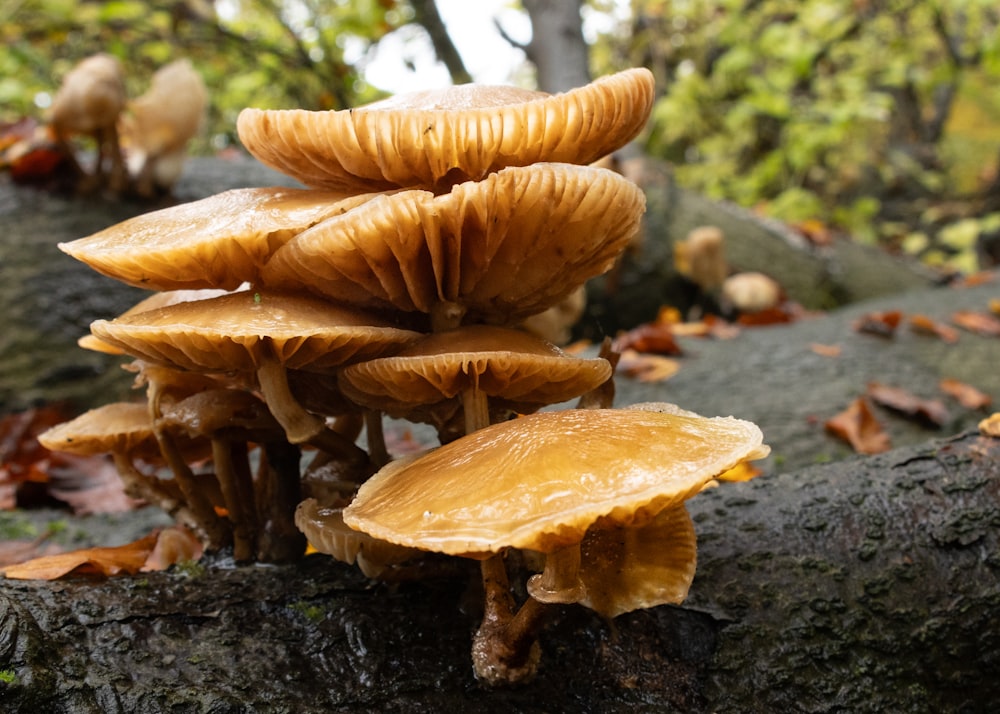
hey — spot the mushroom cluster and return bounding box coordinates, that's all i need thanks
[40,68,770,683]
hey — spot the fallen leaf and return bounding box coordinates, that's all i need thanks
[809,343,842,357]
[791,218,835,246]
[853,310,902,337]
[45,452,140,515]
[939,378,993,410]
[0,536,62,568]
[951,310,1000,337]
[716,461,763,482]
[1,527,201,580]
[612,322,683,355]
[736,305,797,326]
[824,397,891,454]
[909,314,960,343]
[866,382,950,428]
[616,349,681,383]
[980,413,1000,437]
[991,298,1000,316]
[141,526,204,571]
[952,271,995,288]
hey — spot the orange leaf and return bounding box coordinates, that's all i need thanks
[616,349,681,383]
[951,310,1000,337]
[866,382,949,428]
[939,378,993,410]
[809,342,842,357]
[980,413,1000,438]
[952,271,995,288]
[909,314,960,343]
[853,310,902,338]
[824,397,891,454]
[2,527,201,580]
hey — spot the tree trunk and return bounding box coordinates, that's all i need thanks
[0,431,997,712]
[522,0,591,92]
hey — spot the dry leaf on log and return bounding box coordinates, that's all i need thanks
[939,378,993,410]
[824,397,891,454]
[866,382,950,428]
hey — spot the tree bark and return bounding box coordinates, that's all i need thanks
[521,0,591,92]
[0,431,997,712]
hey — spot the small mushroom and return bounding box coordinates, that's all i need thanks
[338,324,612,435]
[294,499,420,578]
[121,58,208,197]
[88,290,421,454]
[237,68,654,192]
[262,162,646,330]
[59,187,384,291]
[343,402,769,683]
[36,402,209,544]
[158,388,285,561]
[48,53,128,192]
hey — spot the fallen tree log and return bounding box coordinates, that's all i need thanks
[1,430,996,713]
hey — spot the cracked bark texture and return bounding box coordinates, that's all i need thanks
[0,431,997,712]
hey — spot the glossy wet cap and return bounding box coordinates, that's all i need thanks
[237,68,654,191]
[342,402,769,556]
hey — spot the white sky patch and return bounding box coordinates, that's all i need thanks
[364,0,531,93]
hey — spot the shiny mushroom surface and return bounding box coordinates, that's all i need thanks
[262,163,646,329]
[237,68,654,192]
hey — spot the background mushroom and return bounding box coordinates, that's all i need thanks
[48,53,128,192]
[237,68,654,192]
[121,58,208,198]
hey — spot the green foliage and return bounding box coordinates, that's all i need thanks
[593,0,1000,272]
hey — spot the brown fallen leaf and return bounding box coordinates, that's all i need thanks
[909,314,960,343]
[939,378,993,410]
[990,298,1000,316]
[612,322,683,355]
[866,381,950,428]
[616,349,681,383]
[853,310,903,338]
[1,526,201,580]
[952,270,995,288]
[44,452,140,515]
[824,397,891,454]
[951,310,1000,337]
[809,342,842,357]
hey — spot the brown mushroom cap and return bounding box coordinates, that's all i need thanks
[338,325,612,417]
[295,498,420,578]
[261,163,646,327]
[37,402,160,459]
[79,289,235,355]
[58,187,383,291]
[89,290,421,373]
[237,68,654,192]
[342,403,769,556]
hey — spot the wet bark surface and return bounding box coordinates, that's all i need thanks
[0,431,997,713]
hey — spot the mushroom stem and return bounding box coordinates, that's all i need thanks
[110,450,200,535]
[211,439,256,562]
[526,542,586,604]
[255,351,367,463]
[153,427,232,550]
[471,553,545,685]
[462,386,490,434]
[256,441,307,563]
[364,410,390,469]
[430,300,466,332]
